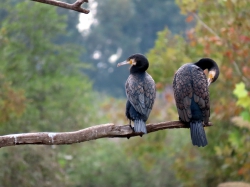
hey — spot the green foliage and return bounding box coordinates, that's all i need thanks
[0,146,69,187]
[0,0,97,133]
[147,28,191,87]
[0,73,26,122]
[67,138,183,187]
[233,82,250,119]
[234,83,248,98]
[0,1,102,186]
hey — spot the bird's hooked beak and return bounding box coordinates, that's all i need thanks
[207,78,212,86]
[207,71,215,86]
[117,59,136,67]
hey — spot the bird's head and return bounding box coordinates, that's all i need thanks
[117,54,149,73]
[195,58,220,86]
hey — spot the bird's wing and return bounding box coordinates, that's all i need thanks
[191,66,210,124]
[143,73,156,118]
[173,64,210,124]
[125,73,156,119]
[173,65,193,122]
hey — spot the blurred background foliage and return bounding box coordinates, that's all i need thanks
[0,0,249,186]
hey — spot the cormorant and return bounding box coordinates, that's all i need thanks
[173,58,219,147]
[117,54,156,134]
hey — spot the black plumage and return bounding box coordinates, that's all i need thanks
[117,54,156,134]
[173,58,219,147]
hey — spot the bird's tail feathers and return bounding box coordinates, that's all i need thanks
[190,121,208,147]
[134,120,147,134]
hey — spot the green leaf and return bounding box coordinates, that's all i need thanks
[240,111,250,122]
[233,82,248,98]
[228,130,244,150]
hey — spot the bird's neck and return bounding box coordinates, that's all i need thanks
[194,58,217,71]
[130,71,146,76]
[130,66,148,74]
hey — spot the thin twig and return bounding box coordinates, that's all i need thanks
[233,61,249,84]
[31,0,90,14]
[0,121,212,148]
[191,12,221,39]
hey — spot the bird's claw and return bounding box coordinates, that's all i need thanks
[129,124,135,132]
[129,120,135,132]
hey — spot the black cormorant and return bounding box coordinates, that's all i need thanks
[173,58,219,147]
[117,54,156,134]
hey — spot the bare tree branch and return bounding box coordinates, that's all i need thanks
[0,121,212,148]
[31,0,90,14]
[191,12,221,39]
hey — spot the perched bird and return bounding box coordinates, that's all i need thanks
[117,54,156,134]
[173,58,219,147]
